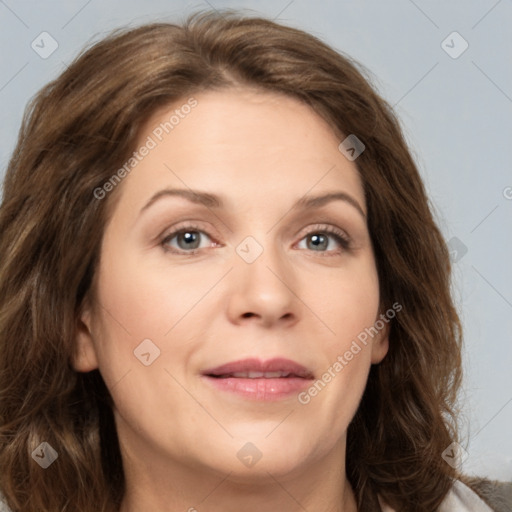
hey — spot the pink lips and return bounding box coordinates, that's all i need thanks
[201,358,314,401]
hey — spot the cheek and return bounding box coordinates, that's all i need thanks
[94,247,194,339]
[300,258,380,415]
[89,253,201,432]
[319,258,381,351]
[90,247,215,381]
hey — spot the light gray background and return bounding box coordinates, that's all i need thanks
[1,0,511,482]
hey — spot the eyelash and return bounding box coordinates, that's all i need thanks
[160,223,351,257]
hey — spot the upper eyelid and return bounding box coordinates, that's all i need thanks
[161,222,214,241]
[162,221,348,238]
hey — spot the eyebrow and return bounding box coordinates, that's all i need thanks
[139,188,366,219]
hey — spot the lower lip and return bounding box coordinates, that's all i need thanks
[202,376,312,401]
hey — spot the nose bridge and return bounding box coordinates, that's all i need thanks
[229,231,298,324]
[235,231,287,288]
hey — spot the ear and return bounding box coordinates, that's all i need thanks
[72,298,99,372]
[370,314,390,364]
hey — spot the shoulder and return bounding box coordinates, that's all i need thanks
[379,477,511,511]
[459,476,512,512]
[439,479,495,511]
[0,494,12,512]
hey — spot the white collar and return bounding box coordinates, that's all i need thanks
[378,479,493,511]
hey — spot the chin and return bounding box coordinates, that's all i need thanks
[220,453,312,484]
[199,435,316,482]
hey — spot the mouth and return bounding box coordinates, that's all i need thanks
[201,358,314,401]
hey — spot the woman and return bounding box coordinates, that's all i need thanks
[0,11,508,512]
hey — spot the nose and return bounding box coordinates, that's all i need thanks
[226,239,299,329]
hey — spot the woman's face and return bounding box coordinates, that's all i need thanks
[74,88,389,481]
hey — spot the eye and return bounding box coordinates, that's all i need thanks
[160,223,351,256]
[161,224,217,254]
[295,225,351,255]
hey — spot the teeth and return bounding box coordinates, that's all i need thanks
[229,371,291,378]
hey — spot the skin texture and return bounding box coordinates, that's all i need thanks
[73,88,389,512]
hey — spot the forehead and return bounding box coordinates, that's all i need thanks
[111,88,365,216]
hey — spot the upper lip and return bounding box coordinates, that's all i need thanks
[202,358,314,379]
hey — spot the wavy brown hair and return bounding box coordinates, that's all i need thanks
[0,11,463,512]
